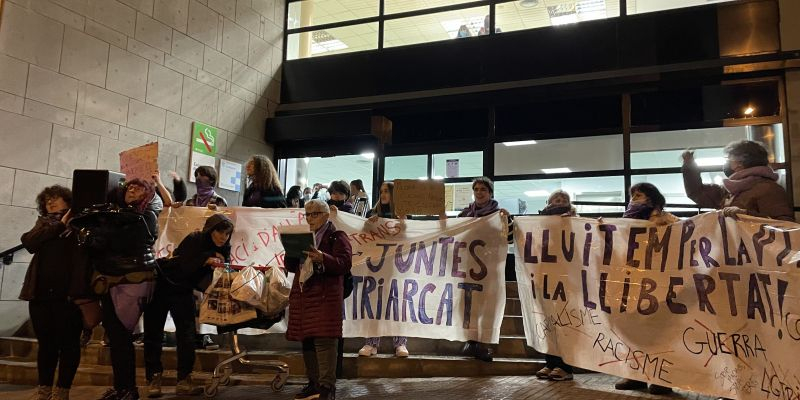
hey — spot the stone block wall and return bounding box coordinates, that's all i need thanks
[0,0,284,334]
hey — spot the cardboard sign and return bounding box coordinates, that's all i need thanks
[393,179,445,216]
[119,142,158,182]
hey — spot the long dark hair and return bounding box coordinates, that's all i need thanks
[248,155,282,192]
[370,181,395,217]
[630,182,666,211]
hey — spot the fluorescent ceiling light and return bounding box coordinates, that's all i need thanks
[525,190,550,197]
[502,140,537,146]
[432,175,444,180]
[303,157,310,163]
[361,152,375,159]
[542,168,571,174]
[417,176,429,180]
[695,157,726,166]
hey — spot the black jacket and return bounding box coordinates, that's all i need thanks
[160,213,232,292]
[19,215,84,301]
[243,185,287,208]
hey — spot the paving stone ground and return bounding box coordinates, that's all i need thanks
[0,374,716,400]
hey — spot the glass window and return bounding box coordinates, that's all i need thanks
[284,155,374,200]
[494,176,625,215]
[445,182,475,214]
[432,151,483,178]
[383,6,490,48]
[627,0,734,15]
[630,125,785,169]
[631,172,728,209]
[494,135,623,176]
[385,155,428,180]
[495,0,620,34]
[287,22,379,59]
[385,0,484,15]
[288,0,379,29]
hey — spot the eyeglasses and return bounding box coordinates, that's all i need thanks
[305,211,327,218]
[126,185,144,192]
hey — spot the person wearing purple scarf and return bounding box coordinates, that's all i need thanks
[457,177,503,362]
[185,166,227,208]
[682,140,793,221]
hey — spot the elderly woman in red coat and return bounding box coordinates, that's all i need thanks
[285,199,352,400]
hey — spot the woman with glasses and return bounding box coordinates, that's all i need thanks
[285,200,353,400]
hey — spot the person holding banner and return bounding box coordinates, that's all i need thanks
[534,190,577,382]
[358,181,411,358]
[143,214,234,398]
[614,182,676,395]
[285,200,353,400]
[243,155,287,208]
[682,140,793,221]
[457,177,506,362]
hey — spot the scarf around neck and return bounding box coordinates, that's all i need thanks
[463,199,499,217]
[723,166,779,196]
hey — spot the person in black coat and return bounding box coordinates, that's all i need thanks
[144,213,233,398]
[20,185,83,400]
[243,155,286,208]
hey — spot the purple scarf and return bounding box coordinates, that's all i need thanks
[623,202,654,220]
[194,179,216,207]
[314,221,332,248]
[723,166,779,196]
[460,199,499,217]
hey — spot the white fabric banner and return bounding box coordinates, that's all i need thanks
[513,212,800,399]
[155,207,507,342]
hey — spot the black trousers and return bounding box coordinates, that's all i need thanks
[29,300,83,388]
[143,286,197,381]
[545,354,573,373]
[101,294,137,390]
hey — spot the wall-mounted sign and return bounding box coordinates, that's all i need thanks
[219,159,242,192]
[190,121,217,182]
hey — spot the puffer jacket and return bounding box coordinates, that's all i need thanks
[284,222,352,341]
[69,204,159,295]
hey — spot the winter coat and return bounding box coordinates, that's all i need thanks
[682,163,794,221]
[159,213,232,293]
[19,215,84,301]
[243,184,287,208]
[284,222,352,341]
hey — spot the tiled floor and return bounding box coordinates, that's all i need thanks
[0,374,716,399]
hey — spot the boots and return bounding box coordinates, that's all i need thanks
[319,385,335,400]
[30,386,51,400]
[50,387,70,400]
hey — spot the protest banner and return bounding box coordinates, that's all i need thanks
[393,179,445,216]
[155,207,507,342]
[119,142,158,182]
[513,212,800,399]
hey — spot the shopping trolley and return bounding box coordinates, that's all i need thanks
[203,264,290,398]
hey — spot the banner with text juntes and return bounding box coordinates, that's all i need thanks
[513,212,800,400]
[154,207,507,342]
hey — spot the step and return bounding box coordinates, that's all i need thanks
[500,315,525,335]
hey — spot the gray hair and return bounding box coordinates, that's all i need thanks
[304,199,330,214]
[724,140,769,168]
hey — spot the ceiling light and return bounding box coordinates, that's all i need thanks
[744,106,755,116]
[417,176,429,180]
[303,157,310,163]
[519,0,539,7]
[525,190,550,197]
[502,140,537,146]
[542,168,571,174]
[361,152,375,159]
[432,175,444,180]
